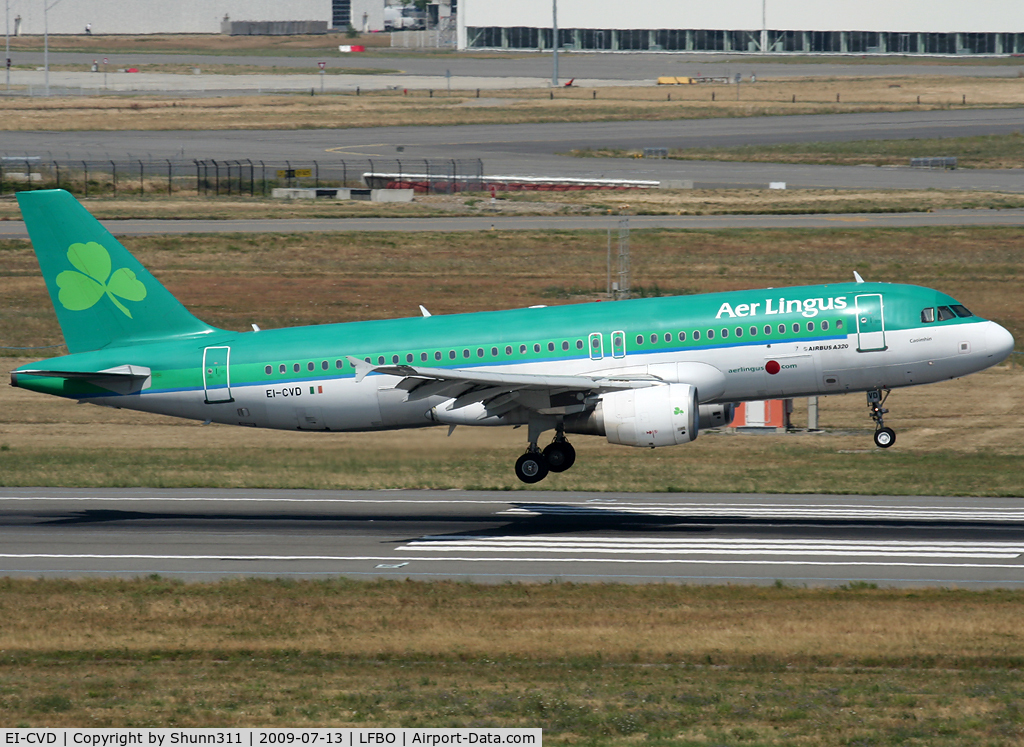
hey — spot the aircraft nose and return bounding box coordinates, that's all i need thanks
[986,322,1015,364]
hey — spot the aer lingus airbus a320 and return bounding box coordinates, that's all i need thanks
[10,190,1016,482]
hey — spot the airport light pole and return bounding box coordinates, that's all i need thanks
[5,0,11,91]
[44,0,65,97]
[550,0,558,86]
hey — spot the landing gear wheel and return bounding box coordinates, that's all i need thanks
[515,452,549,484]
[543,441,576,473]
[874,427,896,449]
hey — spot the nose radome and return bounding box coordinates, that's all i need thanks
[986,322,1015,363]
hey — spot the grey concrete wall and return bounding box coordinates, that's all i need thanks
[7,0,331,35]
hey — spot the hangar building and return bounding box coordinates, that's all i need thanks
[458,0,1024,55]
[3,0,375,35]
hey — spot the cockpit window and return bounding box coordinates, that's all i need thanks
[921,307,935,323]
[950,304,973,318]
[937,306,956,321]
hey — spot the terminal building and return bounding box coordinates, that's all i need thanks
[457,0,1024,55]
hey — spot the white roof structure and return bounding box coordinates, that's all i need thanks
[458,0,1024,54]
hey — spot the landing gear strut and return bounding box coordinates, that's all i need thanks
[867,389,896,448]
[514,420,577,483]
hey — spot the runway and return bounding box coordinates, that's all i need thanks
[6,110,1024,192]
[2,488,1023,587]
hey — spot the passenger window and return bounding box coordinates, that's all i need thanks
[735,327,743,337]
[792,323,800,333]
[520,344,527,354]
[921,307,935,323]
[764,325,771,335]
[477,348,484,357]
[308,362,315,371]
[491,347,498,356]
[548,342,555,352]
[435,351,443,361]
[693,330,700,340]
[951,304,973,318]
[679,331,687,341]
[778,324,786,334]
[821,321,829,331]
[807,322,815,331]
[449,351,456,360]
[749,326,757,336]
[265,365,272,375]
[322,361,329,370]
[392,355,400,364]
[533,343,541,353]
[377,357,385,365]
[937,306,956,321]
[664,333,672,342]
[406,354,413,363]
[636,335,644,345]
[421,353,428,362]
[562,341,569,351]
[707,329,715,339]
[336,360,344,369]
[836,319,843,328]
[506,346,513,355]
[463,349,471,358]
[650,334,658,344]
[280,364,287,374]
[576,340,584,350]
[720,328,728,338]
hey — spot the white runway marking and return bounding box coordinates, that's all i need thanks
[1,539,1021,570]
[402,536,1024,559]
[501,504,1024,522]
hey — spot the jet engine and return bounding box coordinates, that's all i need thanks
[698,403,736,430]
[565,384,698,448]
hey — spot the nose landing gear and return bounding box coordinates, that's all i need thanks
[867,389,896,448]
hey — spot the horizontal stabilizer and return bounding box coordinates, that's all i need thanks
[11,365,152,395]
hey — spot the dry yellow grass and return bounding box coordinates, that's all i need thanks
[2,579,1022,739]
[0,578,1020,664]
[0,76,1020,130]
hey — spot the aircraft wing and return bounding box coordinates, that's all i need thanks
[347,356,656,416]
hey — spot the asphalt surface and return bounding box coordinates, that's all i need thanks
[5,110,1024,191]
[4,209,1024,239]
[2,488,1023,586]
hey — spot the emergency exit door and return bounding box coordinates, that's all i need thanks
[855,294,887,352]
[203,346,234,403]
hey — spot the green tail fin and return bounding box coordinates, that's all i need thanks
[17,189,217,353]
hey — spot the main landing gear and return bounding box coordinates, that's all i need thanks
[514,423,577,484]
[867,389,896,448]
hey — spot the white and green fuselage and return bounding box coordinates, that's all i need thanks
[10,191,1015,480]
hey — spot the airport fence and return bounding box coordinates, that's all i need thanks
[0,157,484,198]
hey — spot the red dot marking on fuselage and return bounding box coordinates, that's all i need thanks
[765,360,781,375]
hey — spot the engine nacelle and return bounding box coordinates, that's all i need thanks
[565,384,699,448]
[698,403,736,430]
